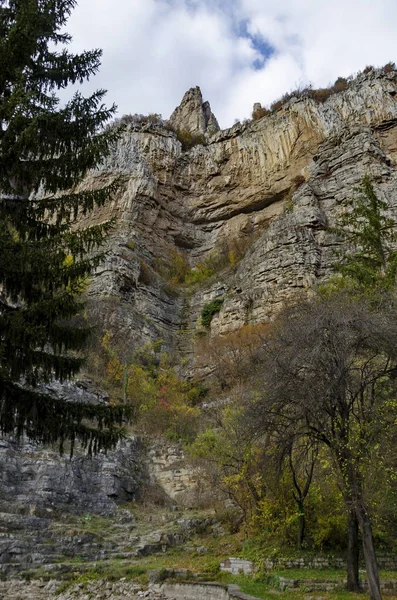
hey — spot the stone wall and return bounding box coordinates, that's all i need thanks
[220,558,254,575]
[263,556,397,571]
[160,582,259,600]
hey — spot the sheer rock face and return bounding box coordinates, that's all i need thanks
[168,86,220,135]
[1,70,397,543]
[81,69,397,366]
[0,435,142,515]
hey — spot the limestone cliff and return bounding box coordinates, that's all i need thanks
[1,69,397,552]
[168,86,220,136]
[81,68,397,367]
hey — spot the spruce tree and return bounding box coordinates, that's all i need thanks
[0,0,127,453]
[336,175,397,293]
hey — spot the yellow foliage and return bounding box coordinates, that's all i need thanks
[63,253,74,266]
[98,333,201,440]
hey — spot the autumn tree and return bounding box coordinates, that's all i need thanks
[252,293,397,600]
[332,174,397,585]
[191,398,267,528]
[283,438,319,550]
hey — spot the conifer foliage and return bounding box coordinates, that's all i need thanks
[336,175,397,292]
[0,0,126,452]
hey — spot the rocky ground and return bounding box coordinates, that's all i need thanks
[0,579,166,600]
[0,501,224,599]
[0,503,220,576]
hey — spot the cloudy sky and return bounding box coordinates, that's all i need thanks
[66,0,397,129]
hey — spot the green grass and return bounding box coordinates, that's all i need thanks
[50,514,118,538]
[380,571,397,580]
[211,573,397,600]
[274,568,345,581]
[268,568,397,582]
[18,506,397,600]
[237,591,366,600]
[24,551,397,600]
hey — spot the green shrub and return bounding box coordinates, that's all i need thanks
[97,336,201,440]
[201,299,224,328]
[157,248,190,284]
[176,129,206,151]
[185,261,215,284]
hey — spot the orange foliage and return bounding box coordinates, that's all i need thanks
[252,107,271,120]
[195,323,270,390]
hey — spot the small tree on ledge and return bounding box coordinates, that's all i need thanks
[335,175,397,295]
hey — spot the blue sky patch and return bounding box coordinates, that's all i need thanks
[236,19,274,70]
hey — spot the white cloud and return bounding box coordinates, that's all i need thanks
[64,0,397,128]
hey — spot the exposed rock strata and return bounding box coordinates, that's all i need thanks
[0,579,165,600]
[0,436,141,515]
[80,69,397,361]
[148,442,209,507]
[1,71,397,577]
[168,86,220,135]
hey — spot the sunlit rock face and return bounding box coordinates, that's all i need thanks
[76,69,397,366]
[168,86,220,136]
[0,71,397,565]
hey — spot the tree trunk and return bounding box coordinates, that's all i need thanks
[337,445,381,599]
[346,509,360,592]
[297,499,305,550]
[357,506,382,600]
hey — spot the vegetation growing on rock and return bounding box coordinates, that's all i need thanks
[191,178,397,600]
[175,129,207,151]
[252,63,396,119]
[201,299,224,328]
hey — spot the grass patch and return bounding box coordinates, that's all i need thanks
[55,564,148,594]
[215,573,397,600]
[238,590,366,600]
[275,568,344,581]
[154,232,263,292]
[18,506,397,600]
[50,514,117,540]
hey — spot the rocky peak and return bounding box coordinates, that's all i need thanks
[168,86,220,136]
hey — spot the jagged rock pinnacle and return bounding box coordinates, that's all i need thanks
[168,86,220,136]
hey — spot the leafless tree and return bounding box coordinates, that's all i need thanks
[251,292,397,600]
[281,438,319,549]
